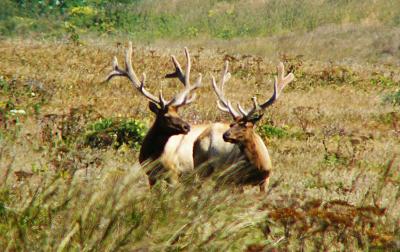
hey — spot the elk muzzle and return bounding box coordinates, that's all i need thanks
[223,131,234,142]
[181,122,190,134]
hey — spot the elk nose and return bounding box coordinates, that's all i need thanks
[223,132,230,141]
[182,124,190,133]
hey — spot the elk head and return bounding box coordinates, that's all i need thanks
[212,61,294,146]
[106,42,202,136]
[223,114,263,144]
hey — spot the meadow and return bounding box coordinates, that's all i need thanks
[1,0,400,251]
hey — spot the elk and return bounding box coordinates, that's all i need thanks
[193,61,294,191]
[107,42,204,186]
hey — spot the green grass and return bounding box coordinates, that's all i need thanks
[2,0,400,41]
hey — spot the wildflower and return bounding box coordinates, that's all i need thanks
[9,109,26,115]
[69,6,96,16]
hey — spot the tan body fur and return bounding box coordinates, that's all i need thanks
[142,122,237,185]
[161,124,209,179]
[199,61,294,191]
[193,121,272,191]
[193,123,239,175]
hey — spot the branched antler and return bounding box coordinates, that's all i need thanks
[107,42,202,108]
[166,48,203,107]
[211,61,241,120]
[212,61,294,120]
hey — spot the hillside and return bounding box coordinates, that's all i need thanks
[0,0,400,251]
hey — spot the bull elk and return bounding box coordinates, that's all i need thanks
[107,42,205,186]
[193,61,294,191]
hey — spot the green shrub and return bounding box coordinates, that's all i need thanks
[85,118,147,149]
[371,75,398,87]
[323,153,347,166]
[258,124,288,139]
[383,90,400,106]
[0,0,16,19]
[0,77,10,92]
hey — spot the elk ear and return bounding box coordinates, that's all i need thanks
[149,102,160,114]
[248,113,264,124]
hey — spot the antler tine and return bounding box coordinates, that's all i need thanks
[170,73,202,107]
[167,47,203,107]
[276,62,295,92]
[184,47,191,87]
[158,88,168,108]
[237,103,249,116]
[165,47,191,87]
[107,42,163,106]
[105,56,126,81]
[219,61,250,118]
[243,62,294,118]
[165,55,185,84]
[220,60,230,92]
[258,62,294,110]
[211,63,241,120]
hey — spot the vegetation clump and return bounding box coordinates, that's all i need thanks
[384,89,400,106]
[85,118,147,149]
[259,124,289,139]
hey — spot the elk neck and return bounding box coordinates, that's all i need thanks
[139,120,174,164]
[240,130,272,172]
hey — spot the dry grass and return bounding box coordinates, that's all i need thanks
[0,38,399,251]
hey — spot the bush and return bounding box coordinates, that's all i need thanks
[383,90,400,106]
[0,0,17,36]
[85,118,147,149]
[371,75,399,87]
[259,124,289,139]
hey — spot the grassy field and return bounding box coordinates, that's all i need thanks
[1,1,400,251]
[0,36,399,250]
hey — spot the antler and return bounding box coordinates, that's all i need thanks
[107,42,201,108]
[165,48,190,85]
[211,61,241,120]
[165,47,202,107]
[212,61,294,120]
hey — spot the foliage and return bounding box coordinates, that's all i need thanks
[383,89,400,106]
[259,124,289,139]
[85,118,147,149]
[371,75,399,87]
[2,0,400,40]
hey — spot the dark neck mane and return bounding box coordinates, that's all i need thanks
[139,121,171,164]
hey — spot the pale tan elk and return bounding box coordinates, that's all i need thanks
[107,42,205,186]
[193,61,294,191]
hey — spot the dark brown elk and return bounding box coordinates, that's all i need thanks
[107,42,203,186]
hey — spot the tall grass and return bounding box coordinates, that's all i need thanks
[1,155,398,251]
